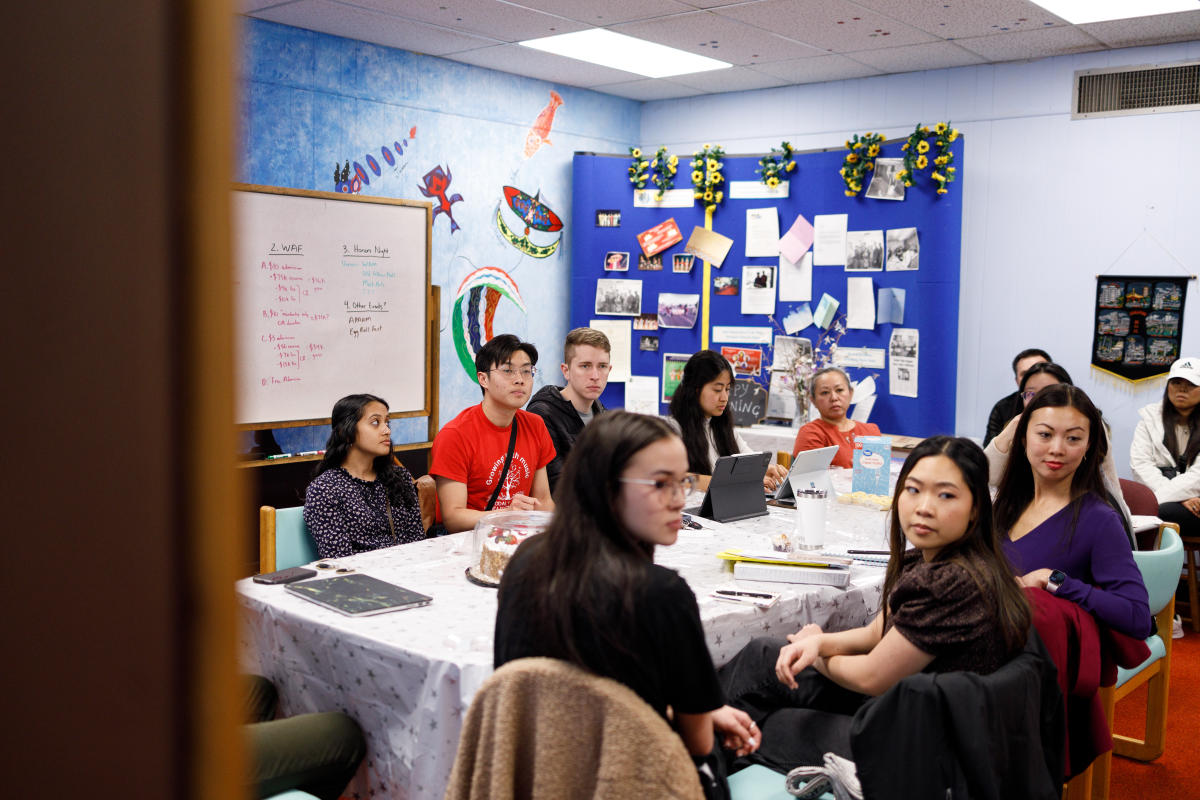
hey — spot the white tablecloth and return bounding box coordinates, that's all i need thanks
[237,495,891,800]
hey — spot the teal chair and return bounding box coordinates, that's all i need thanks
[729,763,834,799]
[259,505,318,573]
[1091,523,1184,800]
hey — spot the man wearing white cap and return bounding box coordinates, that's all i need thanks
[1130,356,1200,549]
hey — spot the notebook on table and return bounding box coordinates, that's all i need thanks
[286,573,432,616]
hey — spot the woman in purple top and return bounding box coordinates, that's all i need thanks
[994,384,1152,639]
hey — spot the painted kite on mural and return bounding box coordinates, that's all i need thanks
[419,165,464,233]
[523,90,563,159]
[452,267,527,377]
[334,126,417,193]
[495,186,562,258]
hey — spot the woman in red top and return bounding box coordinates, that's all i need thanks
[792,367,880,469]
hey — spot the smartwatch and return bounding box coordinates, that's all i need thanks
[1046,570,1067,594]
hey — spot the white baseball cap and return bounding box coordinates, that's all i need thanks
[1168,357,1200,386]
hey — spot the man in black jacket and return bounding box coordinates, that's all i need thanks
[528,327,611,491]
[983,347,1051,447]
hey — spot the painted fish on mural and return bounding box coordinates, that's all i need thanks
[419,165,464,233]
[495,186,562,258]
[452,267,526,377]
[334,126,417,193]
[523,90,563,159]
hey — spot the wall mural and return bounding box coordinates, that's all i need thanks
[495,186,563,258]
[523,90,563,159]
[452,266,527,377]
[419,165,465,234]
[334,126,417,193]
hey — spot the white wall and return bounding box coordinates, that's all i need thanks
[641,41,1200,475]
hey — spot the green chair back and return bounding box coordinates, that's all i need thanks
[273,506,318,571]
[1135,526,1184,615]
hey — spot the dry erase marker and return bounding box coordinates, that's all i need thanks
[266,453,294,460]
[296,450,322,456]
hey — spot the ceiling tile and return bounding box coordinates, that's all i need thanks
[714,0,941,53]
[850,0,1064,40]
[449,43,645,86]
[754,54,885,84]
[670,65,793,92]
[343,0,586,41]
[955,24,1104,61]
[248,0,500,55]
[590,77,706,100]
[612,10,826,65]
[849,40,987,73]
[505,0,698,26]
[1080,11,1200,49]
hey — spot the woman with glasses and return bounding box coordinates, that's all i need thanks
[984,362,1130,528]
[494,411,760,794]
[669,349,788,492]
[304,394,426,558]
[1130,356,1200,542]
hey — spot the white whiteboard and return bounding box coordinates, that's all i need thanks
[232,186,431,426]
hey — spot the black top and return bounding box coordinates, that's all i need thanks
[887,552,1016,675]
[984,391,1024,448]
[526,385,605,492]
[494,535,724,718]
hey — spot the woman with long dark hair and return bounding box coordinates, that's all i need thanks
[994,384,1151,638]
[1130,356,1200,539]
[303,394,425,558]
[985,362,1130,526]
[668,350,787,491]
[717,437,1031,774]
[494,411,759,787]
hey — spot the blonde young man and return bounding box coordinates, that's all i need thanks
[527,327,611,492]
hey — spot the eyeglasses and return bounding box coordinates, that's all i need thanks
[619,475,698,499]
[1020,390,1037,401]
[315,562,355,574]
[490,366,537,379]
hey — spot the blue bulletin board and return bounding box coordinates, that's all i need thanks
[569,138,964,438]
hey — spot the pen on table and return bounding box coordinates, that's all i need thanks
[265,453,294,460]
[297,450,323,456]
[846,549,890,555]
[715,589,775,599]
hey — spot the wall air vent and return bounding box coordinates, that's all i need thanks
[1073,61,1200,119]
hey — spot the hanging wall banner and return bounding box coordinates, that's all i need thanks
[1092,275,1187,382]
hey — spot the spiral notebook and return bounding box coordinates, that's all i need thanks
[286,574,432,616]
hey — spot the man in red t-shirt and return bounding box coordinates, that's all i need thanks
[431,334,557,532]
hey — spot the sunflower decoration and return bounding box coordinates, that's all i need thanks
[839,131,884,196]
[650,146,679,199]
[691,143,727,214]
[628,147,649,189]
[930,122,959,195]
[898,124,930,187]
[757,141,796,188]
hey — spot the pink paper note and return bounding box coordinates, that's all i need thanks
[779,213,815,264]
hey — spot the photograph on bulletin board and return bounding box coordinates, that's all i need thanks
[1092,275,1187,381]
[662,353,690,403]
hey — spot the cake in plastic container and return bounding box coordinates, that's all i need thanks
[466,510,552,586]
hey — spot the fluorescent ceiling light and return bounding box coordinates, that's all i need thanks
[1029,0,1199,24]
[519,29,731,79]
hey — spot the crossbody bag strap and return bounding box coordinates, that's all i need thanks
[485,415,519,512]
